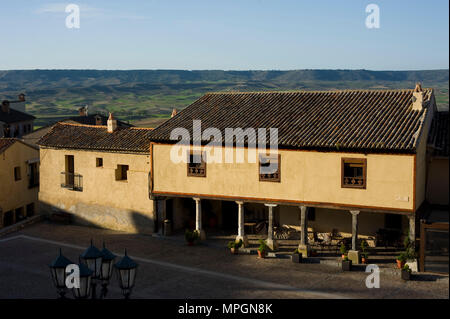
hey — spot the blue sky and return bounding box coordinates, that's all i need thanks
[0,0,448,70]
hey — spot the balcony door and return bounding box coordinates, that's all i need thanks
[65,155,74,185]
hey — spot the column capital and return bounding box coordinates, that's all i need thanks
[193,197,201,202]
[350,210,360,216]
[264,203,278,207]
[235,201,244,205]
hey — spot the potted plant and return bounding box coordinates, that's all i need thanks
[257,239,269,258]
[227,239,243,254]
[401,264,412,281]
[360,240,369,264]
[340,243,347,259]
[396,252,407,269]
[342,256,352,271]
[292,248,302,263]
[185,229,199,246]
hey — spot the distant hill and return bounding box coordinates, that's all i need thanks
[0,69,447,128]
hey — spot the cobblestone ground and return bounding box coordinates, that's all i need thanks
[0,222,448,299]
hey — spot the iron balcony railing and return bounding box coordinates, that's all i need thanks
[60,172,83,191]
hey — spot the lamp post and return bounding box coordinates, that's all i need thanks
[114,249,138,299]
[71,260,93,299]
[49,249,73,299]
[99,242,116,299]
[80,239,103,299]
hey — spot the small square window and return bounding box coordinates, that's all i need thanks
[116,165,129,181]
[14,166,21,181]
[259,154,280,182]
[341,158,367,189]
[187,151,206,177]
[96,158,103,167]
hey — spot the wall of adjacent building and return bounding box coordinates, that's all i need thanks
[426,158,449,205]
[152,144,415,212]
[39,147,155,234]
[0,142,40,227]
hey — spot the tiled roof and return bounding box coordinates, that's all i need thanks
[37,123,153,153]
[64,114,133,127]
[0,138,17,153]
[149,89,435,153]
[0,108,35,124]
[428,111,449,157]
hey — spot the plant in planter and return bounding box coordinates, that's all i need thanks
[360,240,369,264]
[292,248,302,263]
[227,239,243,254]
[257,239,269,258]
[342,256,352,271]
[401,264,412,281]
[185,229,199,246]
[396,252,407,269]
[340,243,348,259]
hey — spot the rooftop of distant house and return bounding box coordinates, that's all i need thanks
[0,100,35,124]
[149,85,436,154]
[428,111,449,158]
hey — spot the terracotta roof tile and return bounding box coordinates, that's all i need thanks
[37,122,153,153]
[428,111,449,157]
[0,138,17,153]
[149,89,435,153]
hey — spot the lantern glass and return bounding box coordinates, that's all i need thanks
[83,256,102,279]
[101,259,114,282]
[73,275,92,299]
[118,267,136,289]
[50,267,67,288]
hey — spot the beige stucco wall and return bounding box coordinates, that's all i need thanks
[0,141,39,227]
[152,144,415,211]
[426,158,449,205]
[39,147,154,234]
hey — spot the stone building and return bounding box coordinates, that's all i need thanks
[148,85,444,260]
[0,96,35,138]
[0,138,40,228]
[37,115,155,234]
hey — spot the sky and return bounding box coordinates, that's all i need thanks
[0,0,448,70]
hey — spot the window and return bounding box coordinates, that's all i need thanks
[96,157,103,167]
[341,158,367,189]
[259,154,281,182]
[14,166,21,181]
[61,155,83,191]
[116,164,129,181]
[28,162,39,188]
[187,151,206,177]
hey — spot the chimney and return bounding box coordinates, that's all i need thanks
[95,115,103,126]
[107,113,117,133]
[1,100,10,113]
[78,106,87,116]
[412,82,424,111]
[171,108,177,118]
[18,93,25,102]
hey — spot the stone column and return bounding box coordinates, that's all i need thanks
[408,213,416,249]
[265,204,278,250]
[193,198,206,240]
[348,210,360,264]
[297,205,310,257]
[235,201,248,247]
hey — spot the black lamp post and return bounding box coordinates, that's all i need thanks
[80,240,103,299]
[114,249,138,299]
[99,242,116,299]
[72,260,93,299]
[49,249,73,299]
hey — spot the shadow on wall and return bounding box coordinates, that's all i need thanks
[38,200,155,235]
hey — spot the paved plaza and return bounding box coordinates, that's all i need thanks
[0,222,448,299]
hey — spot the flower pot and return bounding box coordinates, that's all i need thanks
[342,260,352,271]
[230,248,238,255]
[291,253,302,263]
[361,257,368,264]
[396,259,405,269]
[401,269,411,281]
[258,250,266,258]
[341,254,346,259]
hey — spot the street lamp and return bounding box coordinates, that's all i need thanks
[80,239,103,299]
[114,249,138,299]
[72,260,93,299]
[99,242,116,298]
[49,248,73,299]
